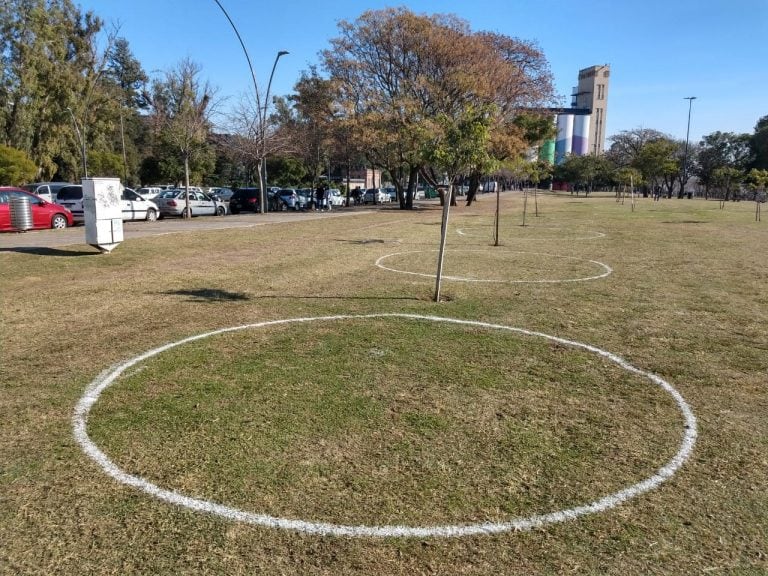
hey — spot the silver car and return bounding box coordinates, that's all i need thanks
[154,189,227,218]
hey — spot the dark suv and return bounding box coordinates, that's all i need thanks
[229,188,284,213]
[229,188,261,214]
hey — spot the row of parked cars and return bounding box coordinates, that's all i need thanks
[1,181,430,232]
[0,182,231,232]
[228,188,346,213]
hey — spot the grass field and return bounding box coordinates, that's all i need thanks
[1,192,766,574]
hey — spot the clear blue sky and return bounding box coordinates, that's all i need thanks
[80,0,767,144]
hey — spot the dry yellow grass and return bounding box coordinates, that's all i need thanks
[1,193,766,574]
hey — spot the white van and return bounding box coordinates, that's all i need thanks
[21,182,73,203]
[56,184,159,223]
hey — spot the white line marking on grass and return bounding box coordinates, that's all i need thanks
[73,314,696,538]
[375,250,613,283]
[456,227,606,240]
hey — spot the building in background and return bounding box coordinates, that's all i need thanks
[572,64,610,156]
[538,64,611,165]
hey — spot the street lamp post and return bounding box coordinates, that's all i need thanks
[682,96,697,198]
[212,1,288,214]
[260,50,289,212]
[66,107,88,178]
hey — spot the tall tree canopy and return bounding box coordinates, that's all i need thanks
[321,7,556,208]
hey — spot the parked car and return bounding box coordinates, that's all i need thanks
[136,187,162,199]
[229,188,261,214]
[55,185,160,223]
[0,187,73,231]
[277,189,299,210]
[20,182,73,203]
[210,187,234,201]
[327,188,345,206]
[122,187,160,221]
[296,188,313,209]
[363,188,391,204]
[154,189,226,218]
[384,187,397,202]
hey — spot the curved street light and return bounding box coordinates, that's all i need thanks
[682,96,697,198]
[260,50,289,207]
[66,107,88,178]
[212,1,287,214]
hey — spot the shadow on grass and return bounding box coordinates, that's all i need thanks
[0,246,97,256]
[341,238,398,245]
[161,288,425,303]
[161,288,250,302]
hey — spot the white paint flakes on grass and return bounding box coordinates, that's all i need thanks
[73,314,696,538]
[375,250,613,283]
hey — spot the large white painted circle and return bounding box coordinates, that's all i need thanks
[375,250,613,283]
[73,314,696,538]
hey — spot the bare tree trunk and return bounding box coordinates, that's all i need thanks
[522,188,528,227]
[494,185,500,246]
[433,185,453,302]
[183,154,191,218]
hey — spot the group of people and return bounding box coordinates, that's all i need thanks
[313,186,331,211]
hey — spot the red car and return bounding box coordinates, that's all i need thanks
[0,187,74,231]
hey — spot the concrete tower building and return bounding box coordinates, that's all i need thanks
[572,64,610,155]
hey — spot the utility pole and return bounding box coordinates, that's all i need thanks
[682,96,697,198]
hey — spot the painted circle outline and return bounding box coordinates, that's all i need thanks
[73,314,696,538]
[375,250,613,283]
[456,226,606,240]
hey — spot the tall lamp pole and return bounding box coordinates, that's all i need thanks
[212,1,288,214]
[682,96,697,198]
[66,107,88,178]
[260,50,289,210]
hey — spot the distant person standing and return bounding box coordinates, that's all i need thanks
[315,186,325,211]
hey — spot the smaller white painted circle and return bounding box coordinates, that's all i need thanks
[456,226,606,240]
[375,250,613,283]
[73,314,696,538]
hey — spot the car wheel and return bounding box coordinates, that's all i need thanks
[146,208,158,222]
[182,207,192,218]
[51,214,68,229]
[216,205,226,216]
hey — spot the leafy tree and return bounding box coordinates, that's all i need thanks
[102,37,150,184]
[696,132,752,198]
[749,116,768,170]
[88,150,124,179]
[323,8,555,210]
[0,144,37,185]
[555,153,615,194]
[606,128,667,167]
[632,138,679,197]
[745,168,768,220]
[426,104,495,202]
[286,68,340,192]
[712,166,743,203]
[147,58,215,214]
[0,0,110,180]
[106,38,149,110]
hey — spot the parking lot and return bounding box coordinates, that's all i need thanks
[0,205,378,250]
